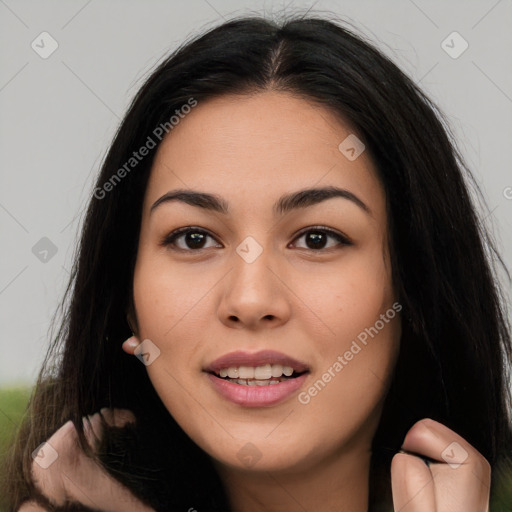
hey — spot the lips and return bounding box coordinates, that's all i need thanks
[203,350,310,407]
[204,350,310,375]
[206,372,309,407]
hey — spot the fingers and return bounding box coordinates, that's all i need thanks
[30,420,75,504]
[393,418,491,512]
[31,408,153,512]
[401,418,473,464]
[100,407,136,428]
[391,452,436,512]
[31,408,137,506]
[83,407,136,449]
[17,501,49,512]
[82,414,101,451]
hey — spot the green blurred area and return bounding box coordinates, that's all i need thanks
[0,387,31,512]
[0,386,511,511]
[495,461,512,511]
[0,386,31,461]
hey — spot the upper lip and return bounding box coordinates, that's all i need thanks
[205,350,310,375]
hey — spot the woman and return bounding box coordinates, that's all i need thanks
[2,14,511,512]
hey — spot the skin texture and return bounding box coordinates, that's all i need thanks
[130,91,401,512]
[28,409,153,511]
[27,91,491,512]
[391,418,491,511]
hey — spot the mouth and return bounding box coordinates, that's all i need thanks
[204,350,310,407]
[208,364,308,386]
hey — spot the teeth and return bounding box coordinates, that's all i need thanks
[239,366,255,379]
[227,378,286,386]
[282,366,293,377]
[227,367,239,378]
[254,364,272,379]
[271,364,283,377]
[217,364,296,380]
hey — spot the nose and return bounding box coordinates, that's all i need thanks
[217,243,291,330]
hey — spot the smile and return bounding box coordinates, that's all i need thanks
[204,351,310,407]
[206,372,309,407]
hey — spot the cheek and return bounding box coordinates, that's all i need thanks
[292,248,401,422]
[133,251,208,342]
[132,249,217,379]
[132,256,201,419]
[292,249,396,354]
[133,274,177,340]
[295,266,400,453]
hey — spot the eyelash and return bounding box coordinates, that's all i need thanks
[160,226,352,252]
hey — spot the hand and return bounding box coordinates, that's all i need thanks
[391,418,491,511]
[29,408,155,512]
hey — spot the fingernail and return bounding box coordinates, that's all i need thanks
[83,416,91,434]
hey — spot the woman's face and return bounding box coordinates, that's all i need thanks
[132,91,401,473]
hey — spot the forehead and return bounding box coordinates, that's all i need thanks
[144,91,385,216]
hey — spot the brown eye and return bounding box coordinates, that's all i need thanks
[162,227,222,251]
[161,226,351,253]
[291,227,351,251]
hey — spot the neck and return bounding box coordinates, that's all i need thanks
[214,444,371,512]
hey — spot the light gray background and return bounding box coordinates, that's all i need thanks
[1,0,511,386]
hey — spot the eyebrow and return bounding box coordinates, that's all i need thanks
[150,186,371,217]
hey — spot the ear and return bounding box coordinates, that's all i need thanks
[122,335,140,355]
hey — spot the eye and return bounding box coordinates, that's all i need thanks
[161,227,222,251]
[161,226,351,252]
[290,226,352,251]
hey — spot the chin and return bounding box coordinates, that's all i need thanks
[215,452,309,474]
[204,436,320,475]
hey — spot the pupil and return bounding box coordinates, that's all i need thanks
[187,232,205,248]
[307,232,326,249]
[184,232,327,250]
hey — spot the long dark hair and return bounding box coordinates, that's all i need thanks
[3,13,511,512]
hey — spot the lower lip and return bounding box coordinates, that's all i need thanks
[206,372,308,407]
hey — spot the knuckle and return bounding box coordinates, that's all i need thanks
[391,452,407,470]
[404,418,433,444]
[473,453,491,476]
[18,501,49,512]
[30,459,66,505]
[113,408,136,426]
